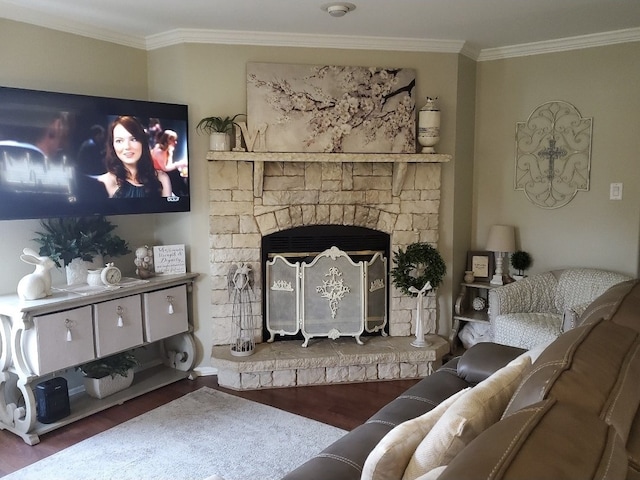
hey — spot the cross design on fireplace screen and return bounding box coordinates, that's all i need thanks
[316,266,351,319]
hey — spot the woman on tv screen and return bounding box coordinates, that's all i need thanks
[98,116,172,198]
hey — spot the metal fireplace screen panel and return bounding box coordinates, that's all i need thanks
[266,255,299,338]
[366,252,387,333]
[301,249,364,336]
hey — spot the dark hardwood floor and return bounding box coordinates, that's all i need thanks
[0,375,419,477]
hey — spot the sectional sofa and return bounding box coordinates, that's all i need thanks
[283,278,640,479]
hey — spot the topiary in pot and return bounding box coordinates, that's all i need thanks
[510,250,532,277]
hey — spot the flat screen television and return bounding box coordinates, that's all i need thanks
[0,86,190,220]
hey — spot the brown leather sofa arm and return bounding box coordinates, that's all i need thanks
[456,342,526,385]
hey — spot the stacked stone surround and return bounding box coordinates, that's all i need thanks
[208,154,448,388]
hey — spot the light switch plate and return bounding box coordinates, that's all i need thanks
[610,183,623,200]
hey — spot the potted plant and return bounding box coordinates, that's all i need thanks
[196,113,245,151]
[33,216,131,284]
[510,250,532,280]
[78,351,140,399]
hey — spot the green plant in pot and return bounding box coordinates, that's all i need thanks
[79,351,139,379]
[510,250,532,279]
[33,216,131,284]
[196,113,245,151]
[79,351,140,399]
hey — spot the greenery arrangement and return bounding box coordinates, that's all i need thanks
[78,351,140,379]
[390,243,446,296]
[33,216,131,268]
[510,250,532,276]
[196,113,245,134]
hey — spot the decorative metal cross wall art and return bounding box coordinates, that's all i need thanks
[515,101,592,209]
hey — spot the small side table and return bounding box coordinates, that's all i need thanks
[450,281,496,349]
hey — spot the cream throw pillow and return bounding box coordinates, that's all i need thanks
[402,355,531,480]
[414,465,448,480]
[361,388,470,480]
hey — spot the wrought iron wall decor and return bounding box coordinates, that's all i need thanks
[515,101,592,209]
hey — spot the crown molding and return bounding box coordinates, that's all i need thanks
[0,3,146,50]
[2,3,638,61]
[145,28,468,55]
[478,27,640,61]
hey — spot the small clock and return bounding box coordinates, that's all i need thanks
[101,263,122,286]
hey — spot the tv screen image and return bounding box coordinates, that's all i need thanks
[0,86,190,220]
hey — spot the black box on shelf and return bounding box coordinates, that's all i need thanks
[35,377,70,424]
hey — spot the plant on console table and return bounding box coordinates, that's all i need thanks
[78,351,140,399]
[391,243,446,348]
[196,113,245,151]
[33,216,130,285]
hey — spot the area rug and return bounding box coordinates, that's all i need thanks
[6,387,346,480]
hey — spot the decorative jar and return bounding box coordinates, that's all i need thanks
[86,268,104,286]
[464,270,475,284]
[418,97,441,153]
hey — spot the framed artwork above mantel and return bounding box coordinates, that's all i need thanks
[246,62,416,154]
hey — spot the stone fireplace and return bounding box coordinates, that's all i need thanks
[208,151,450,389]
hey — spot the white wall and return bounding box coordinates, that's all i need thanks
[0,20,161,290]
[474,43,640,277]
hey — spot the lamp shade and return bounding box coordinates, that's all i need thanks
[486,225,516,253]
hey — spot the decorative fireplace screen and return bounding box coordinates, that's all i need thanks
[266,246,387,347]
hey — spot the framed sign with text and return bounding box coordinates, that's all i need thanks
[153,244,186,274]
[466,251,494,283]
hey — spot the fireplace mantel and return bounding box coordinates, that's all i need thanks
[207,151,451,196]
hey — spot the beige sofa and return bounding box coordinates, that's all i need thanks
[489,268,631,349]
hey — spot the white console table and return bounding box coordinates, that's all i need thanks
[0,272,198,445]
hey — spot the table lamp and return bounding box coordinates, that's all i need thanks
[486,224,516,285]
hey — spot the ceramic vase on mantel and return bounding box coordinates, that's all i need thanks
[209,132,230,151]
[418,97,441,154]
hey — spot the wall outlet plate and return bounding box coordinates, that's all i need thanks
[610,183,623,200]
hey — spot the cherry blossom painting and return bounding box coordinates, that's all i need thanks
[247,63,416,153]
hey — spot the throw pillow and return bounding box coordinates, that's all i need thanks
[402,355,531,480]
[414,465,447,480]
[361,388,470,480]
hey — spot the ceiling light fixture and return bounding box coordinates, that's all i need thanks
[321,2,356,18]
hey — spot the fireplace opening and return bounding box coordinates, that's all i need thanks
[261,225,391,342]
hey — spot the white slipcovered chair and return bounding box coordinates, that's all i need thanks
[488,268,631,350]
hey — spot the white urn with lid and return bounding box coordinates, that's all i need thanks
[418,97,441,154]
